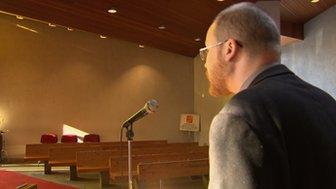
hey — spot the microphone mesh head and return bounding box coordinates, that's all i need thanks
[146,99,158,113]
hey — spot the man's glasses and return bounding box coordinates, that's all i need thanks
[199,42,224,61]
[199,40,243,61]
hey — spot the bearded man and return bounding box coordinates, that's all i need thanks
[201,2,336,189]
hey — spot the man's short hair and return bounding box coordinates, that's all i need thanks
[213,2,280,55]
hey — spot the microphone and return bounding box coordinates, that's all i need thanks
[122,99,158,127]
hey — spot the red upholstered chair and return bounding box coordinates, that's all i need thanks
[40,134,58,143]
[61,134,78,143]
[83,134,100,143]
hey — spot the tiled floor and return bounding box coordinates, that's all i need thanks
[0,164,206,189]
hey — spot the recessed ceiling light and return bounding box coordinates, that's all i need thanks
[195,38,201,42]
[16,24,38,33]
[311,0,319,3]
[158,25,166,30]
[16,15,24,20]
[100,35,107,39]
[67,27,74,31]
[48,23,56,27]
[139,44,145,48]
[217,0,225,1]
[108,8,117,14]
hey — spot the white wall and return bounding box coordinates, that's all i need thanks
[281,5,336,98]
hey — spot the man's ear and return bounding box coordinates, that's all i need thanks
[222,38,238,62]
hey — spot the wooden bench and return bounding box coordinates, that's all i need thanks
[25,143,106,174]
[25,143,76,174]
[76,149,116,187]
[135,159,209,189]
[76,143,205,187]
[49,140,172,168]
[48,141,168,180]
[25,142,113,160]
[24,140,167,174]
[76,143,203,174]
[49,145,108,180]
[109,151,208,183]
[125,144,208,157]
[25,140,167,161]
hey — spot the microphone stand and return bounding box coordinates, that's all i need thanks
[124,122,134,189]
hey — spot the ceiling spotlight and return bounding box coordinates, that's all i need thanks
[16,15,24,20]
[108,8,117,14]
[67,27,74,31]
[48,23,56,27]
[158,25,166,30]
[100,35,107,39]
[139,44,145,48]
[16,24,38,33]
[311,0,319,2]
[195,38,201,42]
[217,0,225,1]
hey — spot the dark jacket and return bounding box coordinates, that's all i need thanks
[208,64,336,189]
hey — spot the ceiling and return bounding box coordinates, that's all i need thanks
[0,0,334,57]
[281,0,335,23]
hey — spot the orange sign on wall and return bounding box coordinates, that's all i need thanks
[186,115,193,124]
[180,114,200,132]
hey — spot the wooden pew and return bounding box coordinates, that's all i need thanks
[125,144,208,156]
[76,143,202,173]
[76,143,205,187]
[25,142,113,161]
[47,140,169,180]
[49,145,104,180]
[24,140,167,174]
[114,140,168,147]
[25,143,105,174]
[109,151,208,182]
[25,143,74,174]
[25,142,115,173]
[135,159,209,189]
[77,150,116,187]
[25,140,167,161]
[49,140,172,168]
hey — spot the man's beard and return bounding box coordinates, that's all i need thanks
[206,60,233,97]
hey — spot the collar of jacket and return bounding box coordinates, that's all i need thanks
[248,64,295,88]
